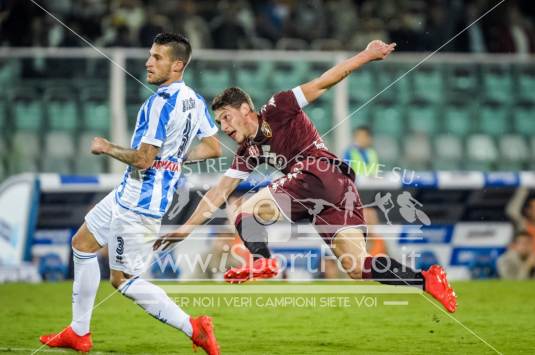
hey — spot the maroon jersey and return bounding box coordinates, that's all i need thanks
[224,88,365,241]
[224,88,347,180]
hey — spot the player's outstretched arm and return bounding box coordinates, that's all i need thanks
[153,175,241,250]
[300,40,396,104]
[185,135,222,163]
[91,137,159,170]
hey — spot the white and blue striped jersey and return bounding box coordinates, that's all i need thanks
[115,81,217,218]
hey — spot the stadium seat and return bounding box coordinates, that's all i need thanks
[375,62,410,103]
[443,103,473,136]
[8,131,40,173]
[0,101,6,131]
[0,138,6,179]
[478,101,509,136]
[308,63,334,101]
[236,62,273,103]
[446,64,479,97]
[0,59,21,97]
[431,158,462,170]
[482,64,513,103]
[466,134,498,170]
[41,155,72,174]
[529,137,535,168]
[372,101,404,136]
[349,100,372,129]
[7,156,39,174]
[374,135,400,167]
[433,135,463,170]
[47,100,78,131]
[78,132,98,156]
[515,64,535,102]
[0,158,5,181]
[83,101,110,134]
[306,102,332,135]
[513,103,535,135]
[14,100,43,131]
[75,155,105,174]
[12,132,40,158]
[348,68,375,102]
[126,101,142,132]
[406,100,440,134]
[271,61,308,92]
[45,132,75,159]
[198,62,232,98]
[411,64,444,103]
[499,135,529,166]
[182,69,196,88]
[403,133,432,170]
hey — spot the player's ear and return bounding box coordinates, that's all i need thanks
[173,59,184,73]
[239,102,251,115]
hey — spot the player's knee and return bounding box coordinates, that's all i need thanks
[110,271,128,289]
[72,233,93,253]
[71,224,100,253]
[253,200,279,225]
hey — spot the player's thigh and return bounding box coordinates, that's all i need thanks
[331,228,369,279]
[109,207,161,277]
[232,188,283,225]
[84,191,115,247]
[71,223,102,253]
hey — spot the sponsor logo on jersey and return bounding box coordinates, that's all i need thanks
[151,160,181,172]
[182,98,195,112]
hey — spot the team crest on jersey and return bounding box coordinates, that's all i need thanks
[261,121,272,138]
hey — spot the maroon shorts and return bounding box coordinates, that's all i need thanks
[268,159,366,244]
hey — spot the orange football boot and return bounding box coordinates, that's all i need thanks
[422,265,457,313]
[190,316,220,355]
[224,257,279,284]
[40,326,93,352]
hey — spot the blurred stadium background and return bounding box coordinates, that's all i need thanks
[1,0,535,353]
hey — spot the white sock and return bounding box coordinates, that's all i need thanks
[70,248,100,336]
[119,278,193,337]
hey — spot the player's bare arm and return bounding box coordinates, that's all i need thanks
[300,40,396,103]
[91,137,159,170]
[153,175,241,250]
[185,135,222,162]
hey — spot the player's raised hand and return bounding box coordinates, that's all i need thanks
[90,137,111,155]
[364,40,396,61]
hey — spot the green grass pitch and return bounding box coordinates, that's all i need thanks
[1,280,534,354]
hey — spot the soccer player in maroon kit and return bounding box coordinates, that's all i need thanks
[155,40,457,313]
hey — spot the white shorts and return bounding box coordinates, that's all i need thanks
[85,190,162,275]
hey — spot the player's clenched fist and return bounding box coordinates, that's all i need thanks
[90,137,111,155]
[365,40,396,61]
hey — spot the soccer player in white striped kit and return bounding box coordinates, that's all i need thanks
[40,33,221,355]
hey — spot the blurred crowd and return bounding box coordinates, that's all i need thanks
[1,0,534,53]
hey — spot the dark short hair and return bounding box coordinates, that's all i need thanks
[521,195,535,218]
[153,32,192,65]
[353,125,372,135]
[212,87,254,111]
